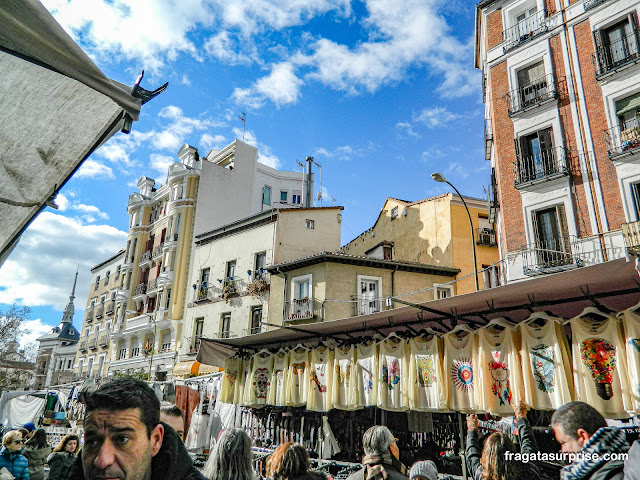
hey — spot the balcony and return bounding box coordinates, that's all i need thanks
[284,298,320,322]
[593,31,640,79]
[476,228,498,247]
[85,308,94,323]
[605,118,640,159]
[584,0,611,10]
[484,120,493,161]
[152,243,164,259]
[146,278,158,296]
[622,220,640,255]
[513,147,569,188]
[139,250,152,267]
[502,11,549,53]
[507,73,557,116]
[98,334,109,347]
[89,337,98,349]
[243,325,266,336]
[522,236,584,276]
[195,285,211,302]
[105,301,114,316]
[95,304,104,319]
[79,340,88,352]
[354,298,382,316]
[133,282,147,297]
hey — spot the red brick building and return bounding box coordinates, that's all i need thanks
[475,0,640,283]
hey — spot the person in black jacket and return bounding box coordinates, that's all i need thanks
[47,433,79,480]
[466,402,540,480]
[68,378,205,480]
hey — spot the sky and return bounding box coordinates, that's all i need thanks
[0,0,488,348]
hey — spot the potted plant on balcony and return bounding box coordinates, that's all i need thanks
[247,277,269,298]
[222,280,236,303]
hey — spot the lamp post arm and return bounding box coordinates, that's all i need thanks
[446,182,480,292]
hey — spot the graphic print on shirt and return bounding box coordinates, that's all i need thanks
[382,359,401,390]
[292,363,306,389]
[451,357,473,391]
[335,364,351,385]
[580,337,616,400]
[488,356,512,406]
[416,355,435,387]
[531,344,555,393]
[311,364,328,392]
[362,359,373,394]
[253,368,270,399]
[629,338,640,353]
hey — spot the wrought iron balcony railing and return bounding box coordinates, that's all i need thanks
[134,282,147,296]
[85,308,94,323]
[147,278,157,292]
[622,220,640,255]
[584,0,611,10]
[593,31,640,78]
[522,236,583,276]
[605,117,640,158]
[139,250,152,265]
[98,335,109,347]
[507,73,557,116]
[476,228,498,247]
[89,337,98,349]
[95,305,104,318]
[513,146,569,187]
[284,297,320,322]
[79,340,88,352]
[243,325,266,336]
[484,119,493,161]
[105,301,114,315]
[195,285,211,302]
[502,11,549,52]
[152,243,164,258]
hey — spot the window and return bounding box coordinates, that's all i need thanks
[263,186,272,205]
[514,127,557,184]
[131,340,141,358]
[226,261,236,280]
[290,274,313,319]
[594,13,640,75]
[199,268,210,300]
[94,276,100,291]
[250,306,263,334]
[280,191,288,203]
[104,271,110,285]
[383,244,393,260]
[305,219,315,229]
[220,313,231,338]
[118,345,127,360]
[161,332,171,351]
[615,93,640,148]
[292,192,302,204]
[357,276,382,315]
[97,357,104,377]
[532,204,572,266]
[87,358,94,377]
[436,285,454,299]
[390,206,398,220]
[193,318,204,351]
[67,360,72,369]
[516,61,548,110]
[165,288,171,309]
[255,252,266,276]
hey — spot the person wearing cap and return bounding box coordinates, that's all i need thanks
[409,461,438,480]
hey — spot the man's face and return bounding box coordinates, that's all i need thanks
[82,408,163,480]
[159,413,184,442]
[553,425,588,454]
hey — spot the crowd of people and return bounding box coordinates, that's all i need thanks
[0,378,638,480]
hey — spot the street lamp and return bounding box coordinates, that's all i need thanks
[431,172,479,291]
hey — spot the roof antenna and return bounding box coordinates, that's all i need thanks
[239,112,246,141]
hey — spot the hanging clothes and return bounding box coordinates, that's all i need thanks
[620,306,640,413]
[517,314,574,410]
[238,356,253,406]
[332,344,359,410]
[408,335,446,411]
[286,347,310,406]
[443,330,477,413]
[268,350,289,407]
[321,416,341,459]
[307,346,334,412]
[474,325,525,416]
[219,356,244,404]
[247,352,274,408]
[355,341,378,407]
[377,335,409,411]
[570,314,634,418]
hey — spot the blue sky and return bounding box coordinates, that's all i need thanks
[0,0,488,346]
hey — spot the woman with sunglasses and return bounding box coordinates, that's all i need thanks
[0,430,30,480]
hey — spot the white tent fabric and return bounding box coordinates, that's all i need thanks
[0,0,144,263]
[0,392,47,429]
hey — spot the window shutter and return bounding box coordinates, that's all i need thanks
[531,210,541,249]
[513,138,521,159]
[629,11,639,55]
[539,127,553,151]
[593,29,604,72]
[555,204,571,254]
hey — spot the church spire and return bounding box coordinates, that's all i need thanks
[61,268,78,324]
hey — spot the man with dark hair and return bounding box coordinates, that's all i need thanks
[551,401,629,480]
[70,378,204,480]
[160,404,185,442]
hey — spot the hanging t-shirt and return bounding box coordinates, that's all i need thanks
[220,356,243,404]
[307,346,334,412]
[268,350,289,407]
[286,347,310,406]
[332,345,359,410]
[408,335,445,411]
[474,325,525,416]
[620,307,640,412]
[355,341,378,407]
[247,352,273,408]
[570,314,634,418]
[377,336,409,412]
[238,356,253,406]
[517,314,573,410]
[443,330,477,413]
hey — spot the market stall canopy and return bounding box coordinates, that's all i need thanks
[173,360,201,377]
[197,258,640,366]
[198,363,223,375]
[0,0,166,264]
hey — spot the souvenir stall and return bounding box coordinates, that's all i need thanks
[196,258,640,478]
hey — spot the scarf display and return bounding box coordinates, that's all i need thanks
[561,427,629,480]
[362,454,408,480]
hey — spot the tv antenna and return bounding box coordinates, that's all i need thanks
[239,112,246,141]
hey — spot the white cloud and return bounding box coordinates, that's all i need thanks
[234,128,281,169]
[200,133,226,151]
[180,74,191,86]
[253,63,304,107]
[316,185,336,205]
[415,107,461,128]
[75,159,115,179]
[54,193,70,212]
[149,153,175,175]
[0,212,126,313]
[396,122,419,138]
[421,147,445,161]
[20,319,55,345]
[74,204,110,220]
[314,145,353,161]
[204,31,255,65]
